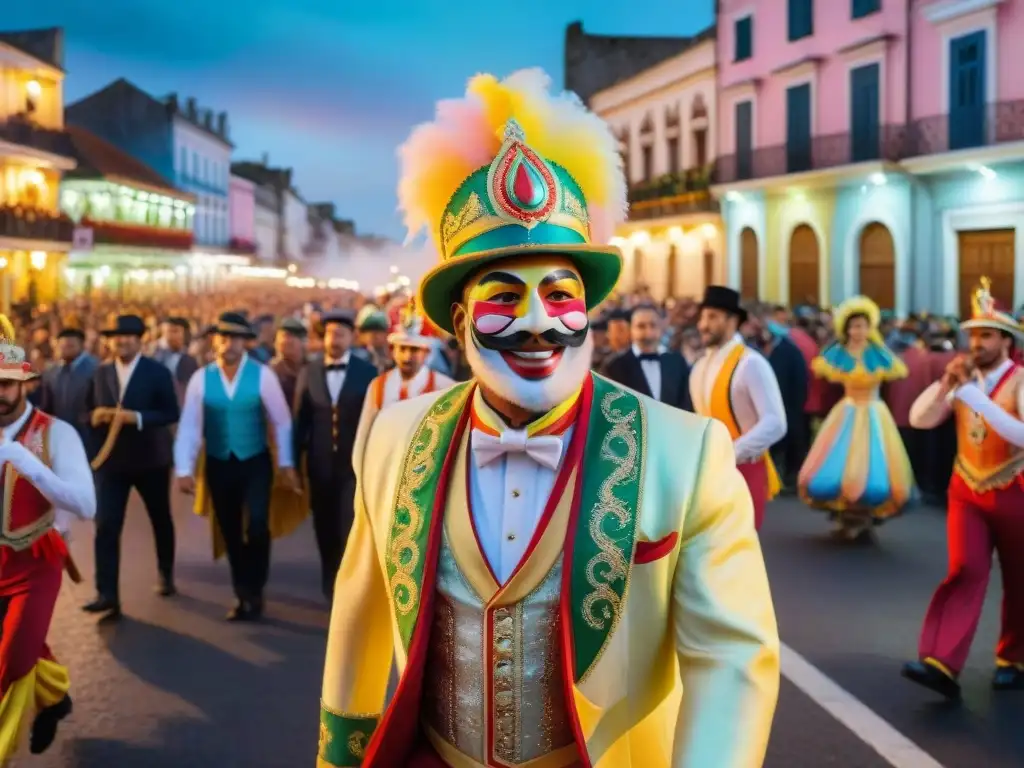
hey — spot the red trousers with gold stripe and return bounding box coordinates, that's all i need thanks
[918,473,1024,674]
[738,459,769,531]
[0,548,63,697]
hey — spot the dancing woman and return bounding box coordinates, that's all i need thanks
[799,296,915,540]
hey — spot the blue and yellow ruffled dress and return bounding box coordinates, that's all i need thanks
[798,341,915,520]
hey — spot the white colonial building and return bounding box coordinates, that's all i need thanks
[588,27,723,301]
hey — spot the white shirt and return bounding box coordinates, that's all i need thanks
[632,343,665,401]
[324,351,352,403]
[173,354,295,478]
[114,354,142,398]
[0,404,96,537]
[911,357,1024,447]
[468,392,570,583]
[689,334,788,464]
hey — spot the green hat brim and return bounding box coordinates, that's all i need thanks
[417,243,623,335]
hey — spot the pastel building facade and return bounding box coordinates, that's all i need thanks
[713,0,1024,317]
[714,0,912,313]
[588,27,724,301]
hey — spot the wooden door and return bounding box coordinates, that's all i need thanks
[786,83,812,173]
[789,224,820,306]
[958,229,1015,318]
[666,245,678,298]
[740,227,758,300]
[633,246,645,291]
[858,223,895,310]
[850,63,880,162]
[703,248,715,289]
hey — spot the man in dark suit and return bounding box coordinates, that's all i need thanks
[601,304,692,412]
[293,312,377,598]
[82,314,180,621]
[35,327,98,453]
[152,316,200,406]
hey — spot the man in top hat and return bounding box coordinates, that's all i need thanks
[271,317,308,409]
[354,303,454,451]
[601,303,692,411]
[294,312,377,599]
[691,286,787,530]
[175,312,301,620]
[0,314,96,763]
[903,277,1024,698]
[316,71,778,768]
[82,315,181,621]
[152,316,199,406]
[35,326,98,452]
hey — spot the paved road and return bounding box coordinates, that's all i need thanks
[13,490,1023,767]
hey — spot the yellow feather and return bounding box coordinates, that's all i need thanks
[0,314,15,343]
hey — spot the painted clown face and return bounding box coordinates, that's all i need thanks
[455,254,593,413]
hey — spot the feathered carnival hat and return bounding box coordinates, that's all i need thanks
[833,295,883,344]
[398,69,628,334]
[961,276,1023,338]
[387,300,433,349]
[0,315,35,381]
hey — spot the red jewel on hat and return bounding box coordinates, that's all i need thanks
[21,362,31,372]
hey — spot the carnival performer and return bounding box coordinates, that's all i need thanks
[354,301,454,455]
[293,312,376,600]
[316,70,779,768]
[174,312,303,621]
[691,285,787,530]
[901,278,1024,698]
[798,296,914,540]
[0,316,96,762]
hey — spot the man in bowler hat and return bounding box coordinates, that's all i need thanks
[82,314,181,621]
[35,327,98,452]
[691,286,787,529]
[293,312,377,598]
[174,312,299,620]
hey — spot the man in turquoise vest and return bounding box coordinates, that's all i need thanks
[174,312,300,621]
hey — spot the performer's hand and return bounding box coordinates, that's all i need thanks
[176,476,196,495]
[280,467,302,494]
[90,408,114,427]
[115,410,139,426]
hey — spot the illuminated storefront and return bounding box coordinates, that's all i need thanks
[0,36,78,312]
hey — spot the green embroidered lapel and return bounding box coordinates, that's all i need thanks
[569,373,645,684]
[386,381,473,650]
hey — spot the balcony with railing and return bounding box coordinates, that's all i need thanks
[0,115,75,160]
[627,166,718,220]
[0,204,74,244]
[714,99,1024,185]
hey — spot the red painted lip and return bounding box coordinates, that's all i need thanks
[499,348,564,379]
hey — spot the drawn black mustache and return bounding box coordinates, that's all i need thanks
[472,325,588,351]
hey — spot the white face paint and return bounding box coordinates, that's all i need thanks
[461,255,593,413]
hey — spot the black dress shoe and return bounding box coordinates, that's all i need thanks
[993,665,1024,690]
[30,694,72,753]
[81,597,120,614]
[248,595,264,620]
[226,601,253,622]
[901,660,961,699]
[154,579,177,597]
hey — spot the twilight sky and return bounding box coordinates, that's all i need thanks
[8,1,713,240]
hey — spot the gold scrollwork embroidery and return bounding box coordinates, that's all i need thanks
[318,722,332,755]
[562,188,588,224]
[388,391,467,615]
[441,192,487,252]
[347,731,368,758]
[581,390,639,632]
[491,606,519,763]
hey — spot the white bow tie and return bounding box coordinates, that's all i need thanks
[472,428,563,471]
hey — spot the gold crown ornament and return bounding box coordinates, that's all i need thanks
[961,276,1023,338]
[0,315,36,382]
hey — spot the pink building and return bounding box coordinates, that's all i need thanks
[228,173,256,252]
[716,0,910,181]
